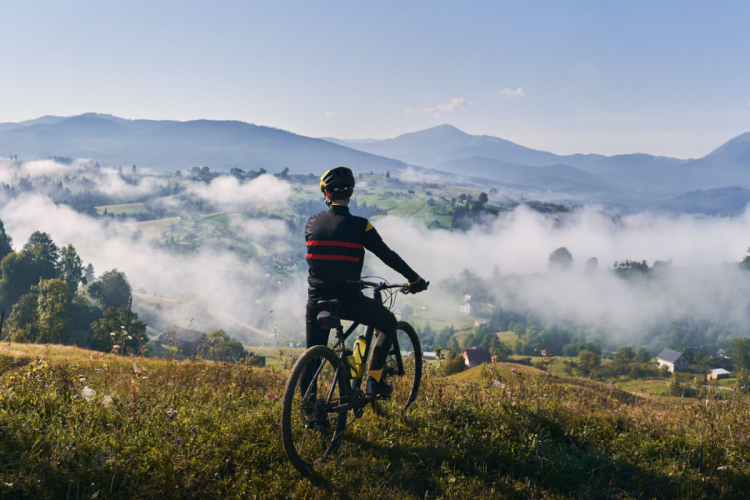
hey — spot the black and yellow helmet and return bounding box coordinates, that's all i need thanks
[319,166,355,193]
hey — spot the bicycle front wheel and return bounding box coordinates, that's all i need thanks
[382,320,422,411]
[281,345,349,477]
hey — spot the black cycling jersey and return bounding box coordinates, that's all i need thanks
[305,204,419,298]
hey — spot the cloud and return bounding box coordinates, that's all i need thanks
[498,87,525,98]
[405,98,468,117]
[186,174,291,210]
[324,111,340,118]
[368,206,750,345]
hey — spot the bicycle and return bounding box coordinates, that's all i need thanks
[281,279,424,477]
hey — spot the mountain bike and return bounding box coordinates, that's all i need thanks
[281,279,423,477]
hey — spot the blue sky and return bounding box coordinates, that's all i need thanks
[1,0,749,157]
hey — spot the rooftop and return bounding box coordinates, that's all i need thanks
[656,348,684,363]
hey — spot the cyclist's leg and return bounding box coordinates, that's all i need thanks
[301,300,330,397]
[339,293,397,383]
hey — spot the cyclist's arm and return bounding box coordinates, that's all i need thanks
[363,221,420,282]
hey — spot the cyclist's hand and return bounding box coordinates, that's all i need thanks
[407,277,429,294]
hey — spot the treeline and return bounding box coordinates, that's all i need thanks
[439,265,750,358]
[0,220,148,353]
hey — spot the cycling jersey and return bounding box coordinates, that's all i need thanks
[305,204,419,298]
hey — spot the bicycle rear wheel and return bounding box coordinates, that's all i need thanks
[281,345,349,477]
[382,320,422,411]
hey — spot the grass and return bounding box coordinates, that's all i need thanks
[95,202,148,216]
[3,343,750,498]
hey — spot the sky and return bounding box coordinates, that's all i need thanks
[1,0,749,158]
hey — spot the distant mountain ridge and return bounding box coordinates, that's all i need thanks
[0,113,409,174]
[3,114,750,213]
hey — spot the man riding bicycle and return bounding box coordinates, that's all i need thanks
[305,166,428,396]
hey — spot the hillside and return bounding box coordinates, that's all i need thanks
[657,186,750,215]
[1,345,749,498]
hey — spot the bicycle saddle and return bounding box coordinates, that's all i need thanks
[316,299,341,312]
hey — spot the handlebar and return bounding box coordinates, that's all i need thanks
[347,280,429,294]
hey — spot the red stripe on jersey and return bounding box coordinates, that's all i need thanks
[307,240,364,250]
[306,254,361,263]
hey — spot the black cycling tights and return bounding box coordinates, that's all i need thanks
[305,292,397,376]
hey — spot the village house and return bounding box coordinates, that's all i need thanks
[707,368,730,381]
[394,302,414,321]
[460,294,479,316]
[656,348,689,372]
[462,347,493,367]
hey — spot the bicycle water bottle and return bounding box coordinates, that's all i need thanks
[344,349,358,378]
[353,335,367,378]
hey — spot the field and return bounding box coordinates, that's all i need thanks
[2,344,750,498]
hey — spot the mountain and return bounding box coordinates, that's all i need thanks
[0,114,409,174]
[656,186,750,216]
[328,124,611,169]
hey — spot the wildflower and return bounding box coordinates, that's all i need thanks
[112,345,121,350]
[45,384,49,388]
[127,336,132,340]
[274,395,278,401]
[176,438,182,445]
[511,368,515,372]
[102,395,113,408]
[267,393,272,398]
[614,409,618,413]
[646,433,650,438]
[293,356,298,361]
[82,386,97,401]
[110,332,116,336]
[737,434,741,439]
[289,342,294,348]
[607,385,612,390]
[296,343,301,347]
[173,359,178,363]
[228,392,233,397]
[79,376,86,382]
[447,407,451,412]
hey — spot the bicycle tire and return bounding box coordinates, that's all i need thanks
[281,345,348,477]
[381,320,422,411]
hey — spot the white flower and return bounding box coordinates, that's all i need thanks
[82,386,97,401]
[289,342,294,348]
[110,332,116,336]
[127,336,132,340]
[79,377,86,382]
[112,345,121,349]
[101,395,113,407]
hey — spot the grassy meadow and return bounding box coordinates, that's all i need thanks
[2,344,750,498]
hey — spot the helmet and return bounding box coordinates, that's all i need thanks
[320,166,355,193]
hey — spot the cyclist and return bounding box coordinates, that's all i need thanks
[305,166,428,396]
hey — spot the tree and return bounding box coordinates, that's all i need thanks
[729,338,750,371]
[635,347,651,363]
[584,257,599,272]
[435,325,455,348]
[206,329,246,361]
[88,269,131,309]
[35,278,70,344]
[58,244,86,299]
[385,171,390,178]
[614,346,636,364]
[84,263,95,283]
[89,307,147,354]
[578,349,600,373]
[23,231,60,280]
[0,251,38,313]
[0,218,13,266]
[478,192,488,204]
[549,247,573,272]
[5,292,39,342]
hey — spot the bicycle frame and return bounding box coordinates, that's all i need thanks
[327,283,407,403]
